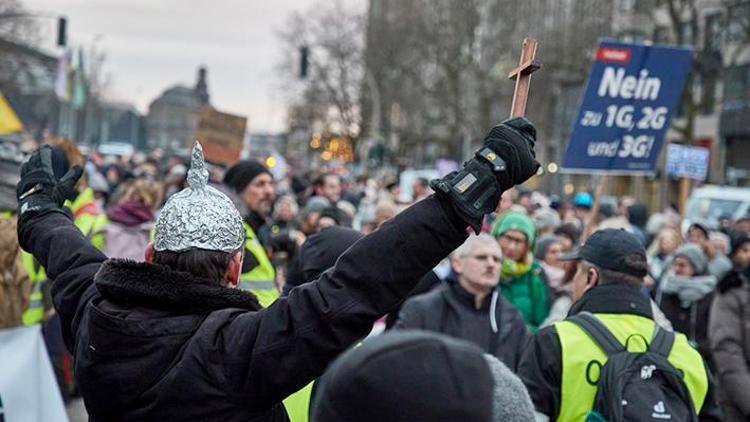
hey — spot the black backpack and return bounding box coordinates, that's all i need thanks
[568,312,697,422]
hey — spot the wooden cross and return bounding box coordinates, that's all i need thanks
[508,38,541,118]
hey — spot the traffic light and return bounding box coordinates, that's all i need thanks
[299,46,309,79]
[57,17,67,47]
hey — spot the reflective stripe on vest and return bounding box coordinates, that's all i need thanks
[21,272,44,325]
[68,187,108,250]
[240,222,277,308]
[21,188,108,325]
[554,313,708,421]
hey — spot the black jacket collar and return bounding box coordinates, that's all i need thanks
[446,279,493,311]
[245,210,266,233]
[95,260,262,315]
[568,283,652,319]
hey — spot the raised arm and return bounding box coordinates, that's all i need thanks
[16,146,106,352]
[203,118,541,409]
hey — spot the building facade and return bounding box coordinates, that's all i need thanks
[146,66,211,153]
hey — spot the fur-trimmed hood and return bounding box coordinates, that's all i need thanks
[95,259,262,314]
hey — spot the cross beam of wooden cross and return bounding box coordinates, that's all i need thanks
[508,38,541,118]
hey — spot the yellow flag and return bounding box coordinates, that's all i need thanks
[0,92,23,134]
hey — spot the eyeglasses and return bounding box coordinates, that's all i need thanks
[466,254,503,263]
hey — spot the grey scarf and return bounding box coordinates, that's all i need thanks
[659,273,717,307]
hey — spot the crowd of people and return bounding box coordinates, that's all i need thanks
[2,118,750,421]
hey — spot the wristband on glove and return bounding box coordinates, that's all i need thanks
[430,148,508,234]
[431,117,539,233]
[16,145,83,217]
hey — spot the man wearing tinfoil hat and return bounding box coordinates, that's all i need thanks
[16,118,539,421]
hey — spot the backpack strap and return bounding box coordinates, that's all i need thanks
[648,326,675,357]
[567,312,624,356]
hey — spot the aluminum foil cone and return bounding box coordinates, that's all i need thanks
[154,142,244,253]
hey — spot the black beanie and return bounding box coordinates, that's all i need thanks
[730,230,750,257]
[223,160,271,193]
[311,330,494,422]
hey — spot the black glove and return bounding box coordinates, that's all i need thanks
[16,145,83,217]
[431,117,540,233]
[484,117,540,188]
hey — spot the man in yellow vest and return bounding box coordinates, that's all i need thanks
[224,160,278,307]
[518,229,722,421]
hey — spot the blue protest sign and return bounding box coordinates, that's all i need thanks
[561,40,693,173]
[666,144,710,181]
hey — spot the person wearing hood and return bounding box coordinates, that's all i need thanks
[687,220,712,244]
[395,234,530,371]
[102,178,162,261]
[655,243,717,365]
[224,159,278,306]
[535,235,566,299]
[709,230,750,421]
[491,212,550,332]
[15,117,541,421]
[686,219,733,280]
[279,226,364,422]
[282,226,364,297]
[627,203,649,246]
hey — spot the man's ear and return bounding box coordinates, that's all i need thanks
[586,267,599,290]
[225,250,243,288]
[451,256,463,276]
[144,242,154,263]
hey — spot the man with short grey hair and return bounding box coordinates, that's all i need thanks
[396,233,530,371]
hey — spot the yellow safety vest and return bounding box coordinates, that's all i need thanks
[283,381,314,422]
[69,188,109,250]
[21,188,108,325]
[20,253,45,325]
[554,313,708,421]
[240,222,278,308]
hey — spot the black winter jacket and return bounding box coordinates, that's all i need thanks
[517,283,722,421]
[17,196,468,422]
[395,280,530,372]
[658,291,714,368]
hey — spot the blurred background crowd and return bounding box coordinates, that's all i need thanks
[1,137,749,421]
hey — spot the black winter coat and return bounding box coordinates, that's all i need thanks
[394,280,530,371]
[658,292,714,368]
[17,196,468,422]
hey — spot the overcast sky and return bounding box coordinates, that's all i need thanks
[23,0,321,133]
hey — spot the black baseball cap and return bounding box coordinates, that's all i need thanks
[560,229,648,278]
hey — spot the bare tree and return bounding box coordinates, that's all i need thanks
[360,0,614,174]
[0,0,41,88]
[277,0,365,142]
[657,0,750,145]
[0,0,39,45]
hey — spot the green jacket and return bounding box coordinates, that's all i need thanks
[499,261,549,332]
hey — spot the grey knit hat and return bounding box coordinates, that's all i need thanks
[534,235,559,260]
[483,354,537,422]
[532,207,560,231]
[674,243,708,275]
